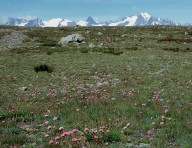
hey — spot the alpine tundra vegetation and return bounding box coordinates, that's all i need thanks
[0,25,192,147]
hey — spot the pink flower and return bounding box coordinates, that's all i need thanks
[72,129,78,133]
[164,109,168,113]
[59,127,64,131]
[84,128,89,132]
[99,128,104,133]
[44,114,49,118]
[147,130,153,135]
[72,137,78,142]
[61,132,68,137]
[149,137,153,142]
[55,142,59,145]
[160,122,164,126]
[91,130,97,134]
[47,126,52,130]
[68,131,73,135]
[53,116,58,121]
[44,134,49,138]
[49,140,54,145]
[115,118,119,123]
[55,136,60,140]
[94,135,98,140]
[44,121,49,125]
[80,133,84,136]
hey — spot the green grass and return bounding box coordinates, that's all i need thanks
[0,26,192,147]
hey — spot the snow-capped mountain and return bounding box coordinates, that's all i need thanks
[25,18,44,27]
[58,19,76,27]
[108,12,178,26]
[43,18,63,27]
[1,13,180,27]
[5,18,28,26]
[5,17,44,27]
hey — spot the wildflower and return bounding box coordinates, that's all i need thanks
[106,130,110,133]
[160,122,164,126]
[44,114,49,118]
[49,140,54,145]
[80,132,84,136]
[94,135,98,140]
[61,132,69,137]
[84,127,89,132]
[55,142,59,145]
[72,137,78,142]
[105,142,109,146]
[152,122,156,125]
[55,136,60,140]
[149,137,153,142]
[115,118,119,123]
[164,109,168,113]
[76,109,80,112]
[72,129,78,133]
[99,128,104,133]
[59,127,64,131]
[44,121,49,125]
[127,139,131,142]
[147,130,153,135]
[91,129,97,134]
[161,115,165,119]
[53,117,58,121]
[44,134,49,138]
[47,126,52,130]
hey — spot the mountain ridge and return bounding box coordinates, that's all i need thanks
[1,12,181,27]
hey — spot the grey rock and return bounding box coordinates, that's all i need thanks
[98,32,103,36]
[89,43,95,48]
[19,87,28,91]
[58,33,85,45]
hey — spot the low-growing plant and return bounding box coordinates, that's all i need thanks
[80,48,89,53]
[34,64,54,73]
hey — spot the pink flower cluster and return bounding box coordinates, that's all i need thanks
[47,128,80,145]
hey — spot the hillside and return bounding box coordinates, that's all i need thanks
[0,26,192,147]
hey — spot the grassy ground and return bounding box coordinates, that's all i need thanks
[0,26,192,147]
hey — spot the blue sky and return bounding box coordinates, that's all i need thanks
[0,0,192,24]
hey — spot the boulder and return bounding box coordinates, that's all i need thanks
[58,33,85,45]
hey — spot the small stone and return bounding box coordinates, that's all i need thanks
[19,87,28,91]
[98,32,103,35]
[89,43,95,48]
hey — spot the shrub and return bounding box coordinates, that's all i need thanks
[46,51,52,55]
[80,48,89,53]
[34,64,54,73]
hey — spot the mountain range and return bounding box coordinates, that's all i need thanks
[0,12,181,27]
